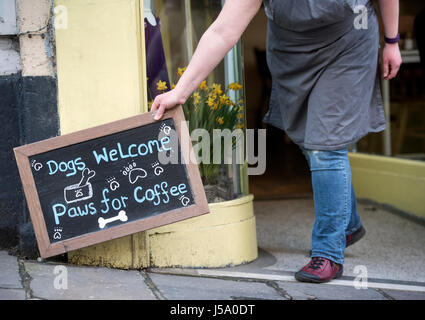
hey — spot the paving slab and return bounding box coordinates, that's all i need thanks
[0,251,22,289]
[276,281,387,300]
[148,273,285,300]
[0,288,26,300]
[24,261,156,300]
[381,289,425,300]
[254,199,425,283]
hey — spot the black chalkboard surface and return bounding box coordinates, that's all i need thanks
[14,106,209,258]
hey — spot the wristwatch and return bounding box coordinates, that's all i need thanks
[384,33,400,44]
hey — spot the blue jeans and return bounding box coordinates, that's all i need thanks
[300,147,362,265]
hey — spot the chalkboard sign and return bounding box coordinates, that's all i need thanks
[14,106,209,258]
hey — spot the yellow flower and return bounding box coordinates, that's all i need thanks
[200,80,208,91]
[212,102,218,110]
[216,117,224,125]
[148,100,153,110]
[177,67,186,77]
[226,99,235,106]
[228,82,243,90]
[237,113,243,119]
[171,83,176,89]
[193,92,201,104]
[209,93,217,100]
[212,83,223,95]
[219,94,229,105]
[236,124,244,129]
[157,80,168,91]
[207,96,215,107]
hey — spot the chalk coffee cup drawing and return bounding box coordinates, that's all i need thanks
[63,168,96,204]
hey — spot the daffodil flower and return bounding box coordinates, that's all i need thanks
[157,80,168,91]
[207,96,215,107]
[177,67,186,77]
[200,80,208,91]
[219,94,229,105]
[193,92,201,104]
[212,83,223,95]
[228,82,243,90]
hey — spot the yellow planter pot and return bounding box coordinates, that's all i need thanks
[68,194,258,269]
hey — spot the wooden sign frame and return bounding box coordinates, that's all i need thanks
[14,106,209,258]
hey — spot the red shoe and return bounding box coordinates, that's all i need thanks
[295,257,343,283]
[345,226,366,248]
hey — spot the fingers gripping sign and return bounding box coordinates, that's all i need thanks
[151,89,187,120]
[151,95,165,121]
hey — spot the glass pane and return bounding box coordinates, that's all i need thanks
[144,0,248,202]
[356,0,425,161]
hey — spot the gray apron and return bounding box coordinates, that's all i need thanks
[262,0,386,150]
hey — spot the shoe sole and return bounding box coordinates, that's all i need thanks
[348,226,366,247]
[308,226,366,256]
[295,266,344,284]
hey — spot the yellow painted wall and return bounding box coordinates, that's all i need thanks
[68,195,258,269]
[55,0,147,134]
[350,153,425,218]
[55,1,258,269]
[55,0,150,266]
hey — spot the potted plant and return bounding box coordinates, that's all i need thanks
[151,68,245,203]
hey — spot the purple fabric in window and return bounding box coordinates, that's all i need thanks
[145,16,170,100]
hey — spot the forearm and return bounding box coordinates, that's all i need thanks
[173,0,261,102]
[377,0,399,38]
[174,27,237,102]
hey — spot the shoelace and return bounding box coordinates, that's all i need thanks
[307,257,326,270]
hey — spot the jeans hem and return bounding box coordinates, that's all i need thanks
[311,252,344,265]
[346,223,363,236]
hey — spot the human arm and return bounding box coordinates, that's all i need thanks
[377,0,402,80]
[151,0,262,120]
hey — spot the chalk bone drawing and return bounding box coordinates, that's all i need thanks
[64,168,96,204]
[98,210,128,229]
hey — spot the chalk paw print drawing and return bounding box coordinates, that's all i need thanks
[179,195,191,207]
[151,162,164,176]
[31,159,43,172]
[121,162,147,184]
[159,123,172,135]
[106,177,120,191]
[63,168,96,204]
[53,227,63,240]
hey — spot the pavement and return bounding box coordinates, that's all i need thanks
[1,199,425,300]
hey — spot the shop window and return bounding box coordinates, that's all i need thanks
[356,0,425,161]
[144,0,248,203]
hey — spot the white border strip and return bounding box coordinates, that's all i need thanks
[197,270,425,293]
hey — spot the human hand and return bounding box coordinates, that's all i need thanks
[382,43,402,80]
[150,88,187,120]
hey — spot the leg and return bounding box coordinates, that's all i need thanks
[345,183,362,237]
[302,148,364,248]
[300,147,352,265]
